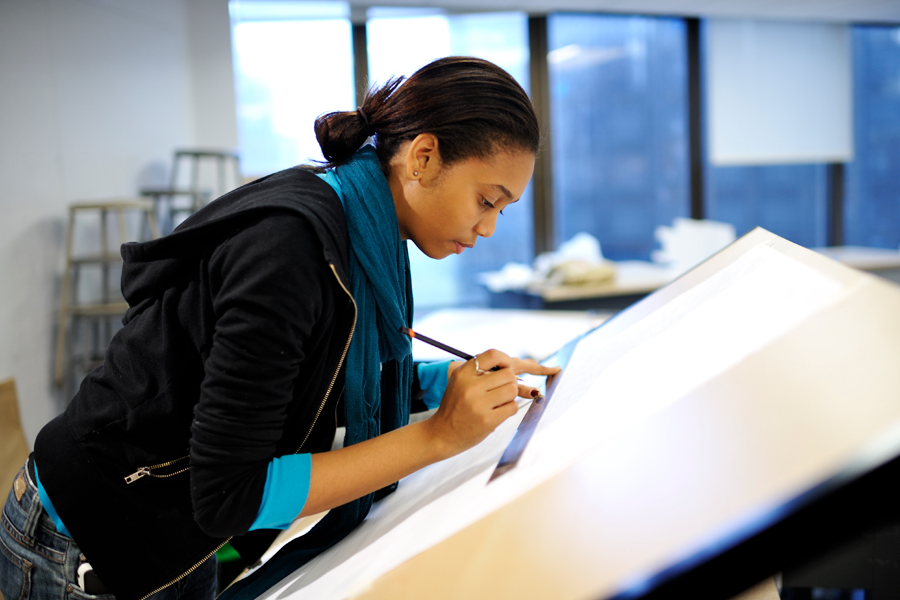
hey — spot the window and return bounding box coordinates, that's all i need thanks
[229,10,898,312]
[700,23,830,249]
[704,165,829,247]
[229,1,355,176]
[846,26,900,249]
[367,9,532,308]
[548,14,690,261]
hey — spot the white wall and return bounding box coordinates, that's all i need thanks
[186,0,240,149]
[0,0,238,446]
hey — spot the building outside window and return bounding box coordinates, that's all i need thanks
[704,164,829,248]
[846,25,900,249]
[548,13,690,261]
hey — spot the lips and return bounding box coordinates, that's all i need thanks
[454,241,475,255]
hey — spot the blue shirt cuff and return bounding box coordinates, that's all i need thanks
[417,360,453,410]
[34,462,72,538]
[250,453,312,531]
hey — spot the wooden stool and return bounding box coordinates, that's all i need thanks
[171,149,242,199]
[141,149,242,235]
[53,200,159,392]
[138,188,208,236]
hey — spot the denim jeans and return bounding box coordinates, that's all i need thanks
[0,461,217,600]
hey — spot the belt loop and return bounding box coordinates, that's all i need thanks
[21,477,43,545]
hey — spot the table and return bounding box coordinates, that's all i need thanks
[489,261,673,311]
[490,245,900,312]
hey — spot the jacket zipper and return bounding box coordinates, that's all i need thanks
[293,264,357,453]
[137,540,230,600]
[124,455,190,484]
[136,263,357,600]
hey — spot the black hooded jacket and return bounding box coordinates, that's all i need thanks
[35,168,360,599]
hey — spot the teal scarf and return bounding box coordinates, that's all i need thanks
[334,145,413,451]
[216,148,414,599]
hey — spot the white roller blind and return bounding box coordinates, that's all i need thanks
[706,19,853,166]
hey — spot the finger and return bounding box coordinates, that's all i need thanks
[517,383,541,399]
[484,380,520,408]
[515,360,562,376]
[473,349,513,372]
[492,398,519,423]
[479,370,519,395]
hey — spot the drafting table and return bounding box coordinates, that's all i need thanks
[234,228,900,600]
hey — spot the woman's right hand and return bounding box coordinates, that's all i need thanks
[424,349,522,459]
[302,349,533,517]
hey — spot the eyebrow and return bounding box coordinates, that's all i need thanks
[489,184,515,201]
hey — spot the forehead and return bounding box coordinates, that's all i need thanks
[449,151,535,199]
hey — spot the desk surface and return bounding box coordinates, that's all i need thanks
[527,260,673,302]
[814,245,900,271]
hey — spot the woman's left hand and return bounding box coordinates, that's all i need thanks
[447,357,560,400]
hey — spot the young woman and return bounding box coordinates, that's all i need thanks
[0,56,558,600]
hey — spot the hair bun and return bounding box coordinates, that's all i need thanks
[314,108,373,166]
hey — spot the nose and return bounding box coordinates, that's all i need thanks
[475,213,498,239]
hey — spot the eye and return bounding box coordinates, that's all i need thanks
[481,197,505,215]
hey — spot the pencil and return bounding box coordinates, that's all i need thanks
[401,326,474,360]
[400,326,501,371]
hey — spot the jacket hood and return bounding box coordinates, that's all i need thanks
[120,168,350,307]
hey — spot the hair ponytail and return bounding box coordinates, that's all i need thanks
[313,57,540,171]
[313,108,371,166]
[313,77,402,168]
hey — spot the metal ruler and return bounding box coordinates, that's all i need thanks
[489,336,581,483]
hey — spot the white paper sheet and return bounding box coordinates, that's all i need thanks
[255,243,846,600]
[516,245,844,483]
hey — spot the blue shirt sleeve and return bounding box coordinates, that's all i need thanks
[417,360,453,410]
[250,453,312,531]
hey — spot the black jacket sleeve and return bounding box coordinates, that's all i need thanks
[188,212,333,537]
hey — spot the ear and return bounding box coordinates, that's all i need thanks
[405,133,441,182]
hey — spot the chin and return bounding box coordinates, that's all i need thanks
[411,240,449,260]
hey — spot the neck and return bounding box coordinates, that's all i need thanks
[386,162,411,241]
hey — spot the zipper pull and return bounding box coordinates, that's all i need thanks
[124,467,150,484]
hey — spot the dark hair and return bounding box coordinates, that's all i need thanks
[313,56,540,172]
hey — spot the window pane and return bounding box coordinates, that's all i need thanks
[846,26,900,249]
[704,165,828,247]
[548,14,690,261]
[230,2,355,176]
[367,11,531,309]
[701,21,829,249]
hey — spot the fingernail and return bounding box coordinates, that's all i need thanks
[530,389,539,397]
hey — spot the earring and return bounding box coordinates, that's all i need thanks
[413,171,419,177]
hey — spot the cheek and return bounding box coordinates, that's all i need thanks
[431,200,467,230]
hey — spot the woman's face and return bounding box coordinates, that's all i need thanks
[392,136,535,260]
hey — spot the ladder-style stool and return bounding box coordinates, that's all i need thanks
[141,149,242,235]
[53,200,159,393]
